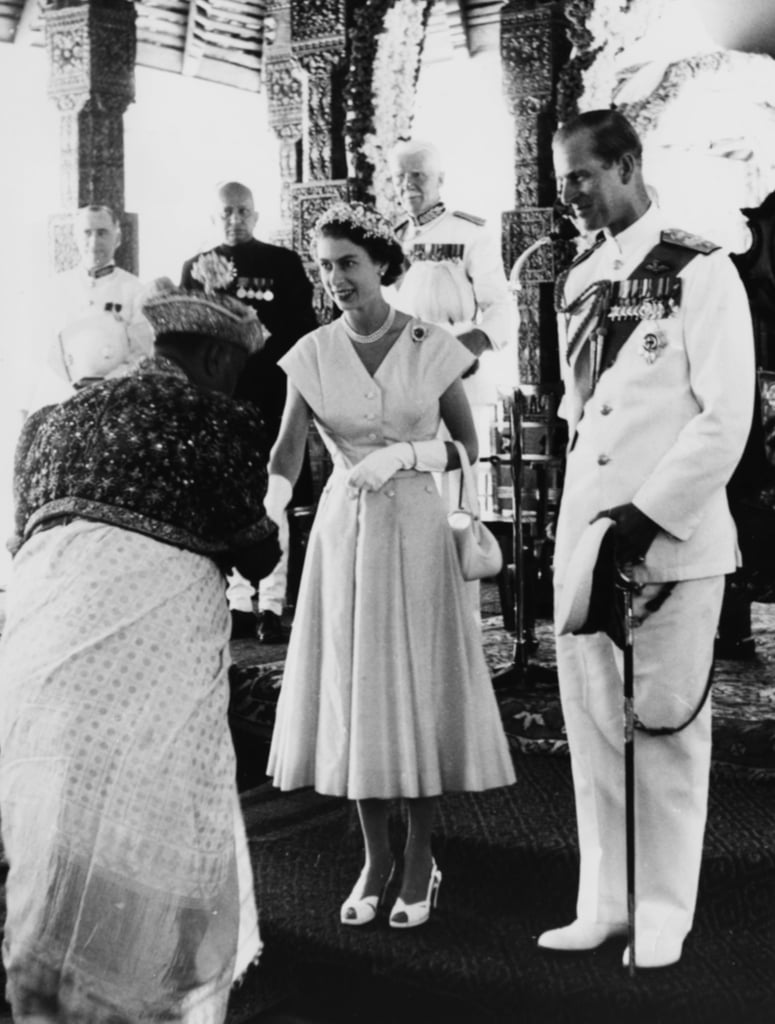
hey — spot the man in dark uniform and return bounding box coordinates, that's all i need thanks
[181,181,318,641]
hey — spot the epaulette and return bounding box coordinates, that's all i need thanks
[452,210,486,227]
[660,228,720,255]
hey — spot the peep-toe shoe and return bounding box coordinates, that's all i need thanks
[340,865,394,926]
[389,859,442,929]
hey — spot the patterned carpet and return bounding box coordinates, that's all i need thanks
[229,606,775,778]
[226,752,775,1024]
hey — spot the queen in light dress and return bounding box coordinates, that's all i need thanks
[265,201,515,930]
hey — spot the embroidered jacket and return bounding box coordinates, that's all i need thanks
[11,356,275,557]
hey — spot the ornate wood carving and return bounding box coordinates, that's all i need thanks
[265,50,304,236]
[290,0,346,42]
[500,1,569,384]
[296,48,346,181]
[44,1,137,272]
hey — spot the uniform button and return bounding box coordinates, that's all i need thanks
[600,403,612,415]
[385,490,395,498]
[365,413,376,421]
[425,484,433,493]
[613,259,623,270]
[368,432,377,440]
[597,454,611,466]
[365,391,377,399]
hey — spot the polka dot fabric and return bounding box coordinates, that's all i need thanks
[0,520,260,1022]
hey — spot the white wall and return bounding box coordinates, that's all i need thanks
[125,66,281,282]
[412,49,515,230]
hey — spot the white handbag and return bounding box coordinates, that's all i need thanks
[447,441,504,581]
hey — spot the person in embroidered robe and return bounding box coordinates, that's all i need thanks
[265,201,515,931]
[538,109,754,969]
[27,205,153,411]
[181,181,318,644]
[0,281,279,1024]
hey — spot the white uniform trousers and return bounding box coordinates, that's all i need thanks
[555,575,724,943]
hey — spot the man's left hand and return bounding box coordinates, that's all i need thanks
[591,503,659,566]
[457,328,490,358]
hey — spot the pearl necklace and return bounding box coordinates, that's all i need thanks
[342,306,396,345]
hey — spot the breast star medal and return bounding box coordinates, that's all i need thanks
[639,330,667,365]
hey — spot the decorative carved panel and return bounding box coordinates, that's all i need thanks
[49,212,80,273]
[297,48,346,181]
[46,3,136,113]
[500,2,569,386]
[291,0,346,43]
[266,54,304,128]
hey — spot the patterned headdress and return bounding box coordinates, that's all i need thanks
[141,278,263,355]
[313,201,398,245]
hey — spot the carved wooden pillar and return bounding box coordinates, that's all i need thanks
[263,2,304,250]
[290,0,348,184]
[500,0,569,385]
[285,0,352,321]
[44,0,137,273]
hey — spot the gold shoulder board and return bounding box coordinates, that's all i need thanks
[661,228,720,255]
[452,210,486,227]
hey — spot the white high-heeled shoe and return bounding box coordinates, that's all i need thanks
[389,859,442,929]
[340,865,394,926]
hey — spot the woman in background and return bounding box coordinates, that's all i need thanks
[265,202,515,930]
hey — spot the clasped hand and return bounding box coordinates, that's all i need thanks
[346,443,412,493]
[591,502,659,566]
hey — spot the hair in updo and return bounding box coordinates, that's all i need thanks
[311,201,405,286]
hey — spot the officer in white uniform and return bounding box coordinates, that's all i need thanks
[538,110,754,969]
[389,141,516,615]
[31,205,152,409]
[389,140,515,408]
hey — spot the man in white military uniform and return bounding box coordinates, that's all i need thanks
[31,205,152,409]
[389,140,516,606]
[539,110,754,968]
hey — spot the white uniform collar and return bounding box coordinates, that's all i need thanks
[83,262,117,281]
[411,201,446,228]
[600,202,662,265]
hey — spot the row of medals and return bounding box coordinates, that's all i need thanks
[236,278,274,302]
[607,276,679,322]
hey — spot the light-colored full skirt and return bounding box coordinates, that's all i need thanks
[268,468,515,799]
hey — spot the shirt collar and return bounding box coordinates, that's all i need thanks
[86,263,116,280]
[411,201,446,228]
[600,203,662,264]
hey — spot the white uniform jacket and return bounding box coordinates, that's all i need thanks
[554,204,755,586]
[394,205,517,405]
[47,265,153,383]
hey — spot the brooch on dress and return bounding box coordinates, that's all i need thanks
[411,324,428,343]
[639,330,668,365]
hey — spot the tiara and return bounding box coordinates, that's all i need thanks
[313,201,397,244]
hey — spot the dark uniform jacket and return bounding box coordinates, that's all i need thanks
[181,239,318,429]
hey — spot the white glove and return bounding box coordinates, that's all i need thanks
[264,474,292,553]
[411,440,450,473]
[264,474,292,527]
[346,443,414,492]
